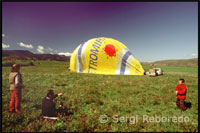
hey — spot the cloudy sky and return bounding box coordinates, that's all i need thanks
[2,2,198,62]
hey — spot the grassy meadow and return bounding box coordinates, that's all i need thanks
[2,61,198,132]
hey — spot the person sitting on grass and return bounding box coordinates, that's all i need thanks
[175,78,187,112]
[41,90,63,119]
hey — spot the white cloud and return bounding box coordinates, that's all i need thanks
[2,34,5,37]
[37,45,44,53]
[184,53,198,57]
[2,43,10,49]
[191,53,198,57]
[48,47,53,51]
[58,52,72,56]
[18,42,33,49]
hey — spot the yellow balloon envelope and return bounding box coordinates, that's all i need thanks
[69,37,144,75]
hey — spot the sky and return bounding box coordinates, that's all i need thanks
[2,2,198,62]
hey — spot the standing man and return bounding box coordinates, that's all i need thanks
[9,64,24,113]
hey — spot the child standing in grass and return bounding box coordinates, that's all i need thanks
[175,78,187,112]
[9,64,25,113]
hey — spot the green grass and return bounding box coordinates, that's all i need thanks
[143,65,198,73]
[2,61,198,132]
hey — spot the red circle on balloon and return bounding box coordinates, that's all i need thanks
[103,44,117,58]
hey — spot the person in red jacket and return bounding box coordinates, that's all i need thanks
[175,78,187,112]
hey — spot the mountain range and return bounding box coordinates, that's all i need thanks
[2,50,70,62]
[2,50,198,67]
[141,58,198,67]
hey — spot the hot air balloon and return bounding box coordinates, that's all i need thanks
[69,37,144,75]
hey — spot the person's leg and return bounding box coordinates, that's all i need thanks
[15,89,21,112]
[10,90,16,112]
[18,89,22,110]
[176,98,180,108]
[180,99,186,111]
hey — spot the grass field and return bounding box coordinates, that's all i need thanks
[2,61,198,132]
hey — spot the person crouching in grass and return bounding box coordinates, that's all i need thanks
[175,78,187,112]
[41,90,63,119]
[9,64,25,113]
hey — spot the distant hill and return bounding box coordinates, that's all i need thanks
[2,50,70,62]
[141,58,198,67]
[2,50,198,67]
[2,50,35,57]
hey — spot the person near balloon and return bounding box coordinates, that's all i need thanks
[41,90,63,119]
[175,78,187,112]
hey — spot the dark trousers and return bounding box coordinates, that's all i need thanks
[176,98,185,111]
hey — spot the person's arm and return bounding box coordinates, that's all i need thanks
[175,85,179,95]
[52,94,58,99]
[15,74,24,88]
[52,93,63,99]
[15,75,19,84]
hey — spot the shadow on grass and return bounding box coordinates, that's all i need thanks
[34,104,74,116]
[57,106,74,116]
[185,101,192,110]
[22,99,30,103]
[34,104,41,110]
[38,106,75,120]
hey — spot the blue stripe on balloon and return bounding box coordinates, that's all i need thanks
[120,51,132,75]
[78,43,84,72]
